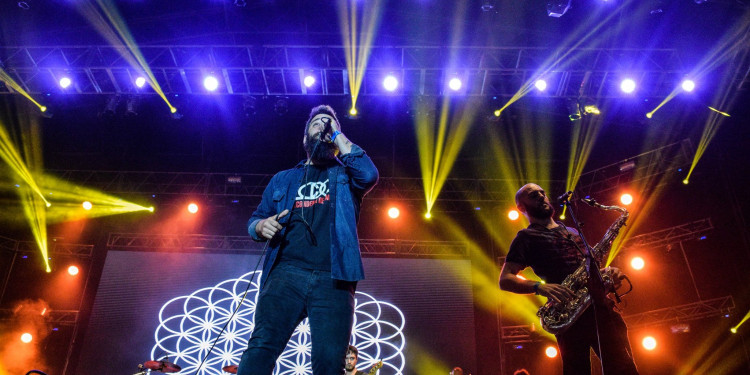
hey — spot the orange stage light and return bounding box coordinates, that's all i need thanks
[508,210,520,221]
[620,193,633,205]
[82,201,93,210]
[68,265,80,276]
[21,333,33,343]
[187,203,199,214]
[642,336,657,350]
[545,346,558,358]
[388,207,400,219]
[630,256,645,270]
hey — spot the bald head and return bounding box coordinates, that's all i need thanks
[515,183,554,220]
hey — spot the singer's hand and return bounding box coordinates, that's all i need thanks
[320,117,340,143]
[602,267,625,289]
[538,283,575,304]
[255,210,289,240]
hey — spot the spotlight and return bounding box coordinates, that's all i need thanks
[545,346,558,358]
[642,336,657,350]
[274,97,289,116]
[620,78,636,93]
[620,193,633,205]
[82,201,93,210]
[534,79,547,92]
[187,203,199,214]
[567,99,581,121]
[349,107,358,116]
[135,76,147,88]
[203,75,219,91]
[682,179,689,185]
[481,1,495,11]
[383,75,399,92]
[559,214,566,220]
[388,207,400,219]
[646,112,653,119]
[21,333,32,343]
[630,256,645,270]
[681,79,696,92]
[59,77,72,89]
[448,77,462,91]
[508,210,520,221]
[424,212,432,219]
[731,328,737,334]
[68,265,79,276]
[303,75,316,88]
[547,0,572,17]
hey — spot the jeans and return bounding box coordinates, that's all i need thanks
[237,263,356,375]
[556,305,639,375]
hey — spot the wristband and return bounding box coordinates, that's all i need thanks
[533,282,541,295]
[331,130,342,142]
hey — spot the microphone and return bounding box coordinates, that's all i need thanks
[581,197,598,207]
[321,118,333,142]
[556,191,573,204]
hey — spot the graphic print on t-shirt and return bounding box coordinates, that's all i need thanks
[294,179,330,208]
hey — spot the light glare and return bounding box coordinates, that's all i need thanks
[534,79,547,91]
[620,193,633,205]
[630,256,645,270]
[387,207,400,219]
[383,75,399,92]
[21,333,33,343]
[448,77,462,91]
[203,76,219,91]
[620,78,636,93]
[642,336,657,350]
[681,79,695,92]
[59,77,72,89]
[82,201,93,210]
[187,203,199,214]
[303,75,316,88]
[135,76,147,88]
[508,210,520,221]
[545,346,558,358]
[68,265,80,276]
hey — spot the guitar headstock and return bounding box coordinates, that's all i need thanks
[367,360,383,375]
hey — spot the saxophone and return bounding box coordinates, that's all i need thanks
[537,200,629,335]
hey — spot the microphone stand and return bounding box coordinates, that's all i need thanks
[561,198,611,374]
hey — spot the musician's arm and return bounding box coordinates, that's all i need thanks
[499,261,574,303]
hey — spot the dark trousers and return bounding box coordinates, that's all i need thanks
[556,305,639,375]
[237,263,356,375]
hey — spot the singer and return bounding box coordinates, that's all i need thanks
[499,183,639,374]
[237,105,379,375]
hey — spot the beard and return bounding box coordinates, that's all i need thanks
[304,133,337,162]
[345,363,355,371]
[525,200,555,220]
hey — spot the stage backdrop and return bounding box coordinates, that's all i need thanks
[76,250,476,375]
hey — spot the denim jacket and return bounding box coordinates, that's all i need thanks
[248,144,379,287]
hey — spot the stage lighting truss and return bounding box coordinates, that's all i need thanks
[0,45,702,100]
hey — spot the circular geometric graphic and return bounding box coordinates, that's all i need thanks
[151,271,405,374]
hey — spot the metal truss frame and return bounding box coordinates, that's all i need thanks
[622,218,714,250]
[623,295,735,329]
[0,45,685,98]
[106,233,469,257]
[0,308,79,326]
[575,139,693,198]
[0,235,94,257]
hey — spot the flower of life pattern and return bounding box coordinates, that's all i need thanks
[151,271,405,374]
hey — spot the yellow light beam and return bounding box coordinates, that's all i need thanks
[74,0,176,113]
[0,68,47,112]
[0,120,49,207]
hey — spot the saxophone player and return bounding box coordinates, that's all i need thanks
[499,183,639,375]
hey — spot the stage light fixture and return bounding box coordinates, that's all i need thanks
[303,75,316,88]
[681,79,696,92]
[547,0,571,17]
[101,95,120,117]
[21,333,32,343]
[68,265,80,276]
[630,256,645,270]
[349,107,358,116]
[545,346,558,358]
[203,75,219,91]
[125,96,139,117]
[642,336,657,350]
[388,207,400,219]
[508,210,520,221]
[448,77,462,91]
[424,212,432,219]
[59,77,72,89]
[534,79,547,92]
[620,78,636,93]
[481,1,495,11]
[383,75,399,92]
[731,328,738,334]
[620,193,633,205]
[274,97,289,116]
[567,99,581,121]
[82,201,93,210]
[187,203,199,214]
[243,96,257,118]
[135,76,147,88]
